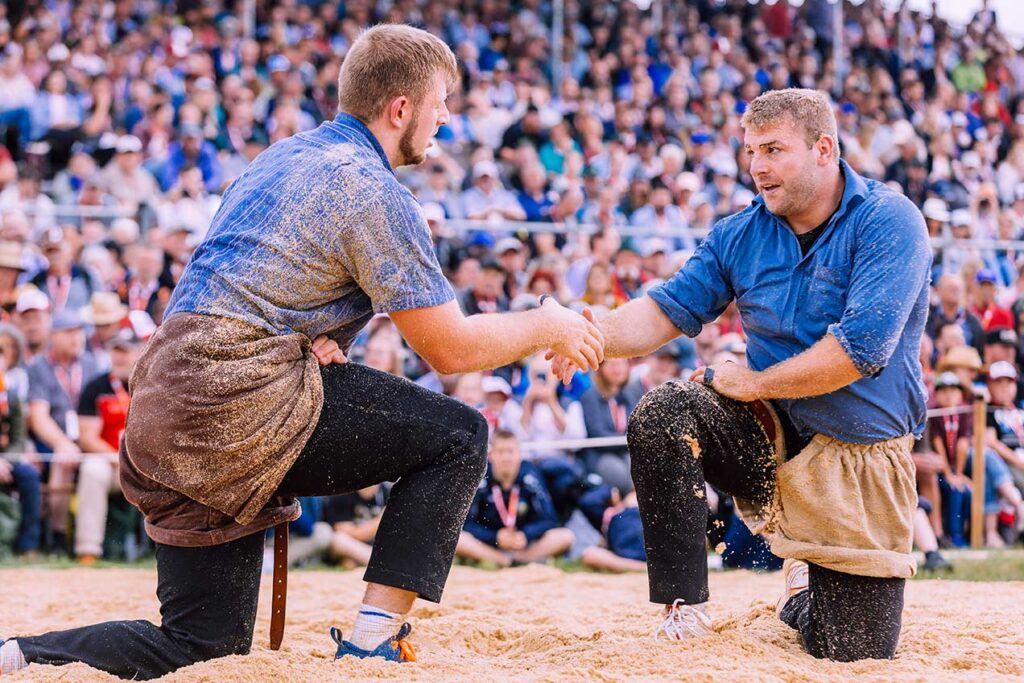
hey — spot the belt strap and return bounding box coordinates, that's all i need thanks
[270,522,289,650]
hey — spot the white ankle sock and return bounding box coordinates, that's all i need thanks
[348,604,402,650]
[0,640,28,674]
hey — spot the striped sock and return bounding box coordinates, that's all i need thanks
[348,604,402,651]
[0,640,28,675]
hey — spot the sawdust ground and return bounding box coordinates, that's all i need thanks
[2,565,1023,681]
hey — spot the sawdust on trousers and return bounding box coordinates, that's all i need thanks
[2,565,1022,682]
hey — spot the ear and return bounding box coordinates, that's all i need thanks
[386,95,411,130]
[816,135,837,165]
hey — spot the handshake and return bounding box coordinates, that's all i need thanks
[537,296,606,385]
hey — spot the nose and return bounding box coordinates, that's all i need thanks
[748,152,767,179]
[437,102,450,127]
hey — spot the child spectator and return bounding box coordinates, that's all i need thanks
[457,430,574,566]
[576,484,647,572]
[323,485,389,567]
[0,342,39,556]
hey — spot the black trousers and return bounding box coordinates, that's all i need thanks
[627,380,905,662]
[18,363,488,680]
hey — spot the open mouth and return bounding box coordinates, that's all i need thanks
[760,183,781,195]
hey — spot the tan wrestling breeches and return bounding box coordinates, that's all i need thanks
[735,411,918,579]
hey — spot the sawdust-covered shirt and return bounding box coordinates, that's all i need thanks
[164,113,455,350]
[648,160,931,444]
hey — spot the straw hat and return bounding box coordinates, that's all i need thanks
[80,292,129,326]
[0,241,25,271]
[936,345,983,373]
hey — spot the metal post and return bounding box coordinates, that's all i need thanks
[832,0,844,98]
[970,397,987,549]
[243,0,256,40]
[552,0,564,94]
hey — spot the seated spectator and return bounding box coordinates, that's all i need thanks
[262,496,332,571]
[323,485,389,568]
[27,309,102,550]
[457,430,574,567]
[0,337,39,556]
[159,123,223,193]
[984,361,1024,542]
[459,160,525,239]
[610,245,649,303]
[516,354,585,460]
[927,274,986,356]
[74,327,141,563]
[971,269,1014,331]
[30,227,98,314]
[458,259,508,315]
[12,288,51,362]
[80,292,129,372]
[577,485,647,573]
[480,375,523,437]
[579,357,642,493]
[627,342,682,395]
[0,241,26,313]
[929,371,974,547]
[96,135,160,216]
[935,345,984,397]
[579,262,618,309]
[156,166,221,239]
[118,243,173,322]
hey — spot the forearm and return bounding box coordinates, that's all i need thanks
[29,411,72,449]
[752,332,862,400]
[954,440,968,476]
[599,297,680,359]
[447,309,561,373]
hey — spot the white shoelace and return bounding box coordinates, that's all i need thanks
[654,599,713,641]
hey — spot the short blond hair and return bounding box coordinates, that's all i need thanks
[741,88,839,161]
[338,24,459,123]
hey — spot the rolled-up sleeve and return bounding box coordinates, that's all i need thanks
[828,197,931,376]
[647,225,734,337]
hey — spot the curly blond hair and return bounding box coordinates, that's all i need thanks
[741,88,839,161]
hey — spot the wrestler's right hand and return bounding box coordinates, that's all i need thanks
[312,335,348,365]
[540,299,604,373]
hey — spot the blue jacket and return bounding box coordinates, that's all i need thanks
[649,160,931,443]
[463,462,560,546]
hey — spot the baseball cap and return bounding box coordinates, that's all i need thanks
[976,268,998,284]
[921,198,949,223]
[115,135,143,154]
[675,172,702,193]
[988,360,1019,381]
[690,131,713,145]
[641,237,670,258]
[950,209,971,228]
[985,327,1018,347]
[481,375,512,397]
[951,111,969,127]
[267,54,290,73]
[472,160,499,179]
[52,309,85,331]
[934,371,964,390]
[421,202,445,223]
[494,237,523,255]
[961,150,981,168]
[15,288,50,314]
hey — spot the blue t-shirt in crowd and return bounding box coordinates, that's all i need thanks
[649,160,931,444]
[165,113,455,350]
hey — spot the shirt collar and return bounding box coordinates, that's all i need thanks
[332,112,394,175]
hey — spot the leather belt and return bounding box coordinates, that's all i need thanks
[270,522,289,650]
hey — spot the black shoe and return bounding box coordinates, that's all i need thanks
[923,550,953,573]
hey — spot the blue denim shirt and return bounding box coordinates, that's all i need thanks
[649,160,931,444]
[166,113,454,351]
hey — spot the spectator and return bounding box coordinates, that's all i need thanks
[927,273,986,356]
[12,288,51,362]
[516,354,586,461]
[96,135,160,217]
[577,485,647,573]
[579,357,642,494]
[457,430,574,567]
[0,332,39,556]
[159,124,223,194]
[324,486,389,568]
[971,269,1015,331]
[26,309,102,550]
[74,327,141,563]
[80,292,129,372]
[459,159,526,236]
[458,259,508,315]
[30,227,98,314]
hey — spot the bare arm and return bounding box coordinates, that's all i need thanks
[28,400,79,453]
[548,296,681,383]
[693,332,862,403]
[391,298,604,375]
[78,415,116,456]
[986,427,1024,470]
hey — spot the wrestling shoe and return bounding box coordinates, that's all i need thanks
[775,559,809,614]
[332,622,417,662]
[653,599,713,640]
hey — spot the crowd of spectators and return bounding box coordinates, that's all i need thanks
[2,0,1024,569]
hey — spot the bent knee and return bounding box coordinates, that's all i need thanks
[627,380,707,435]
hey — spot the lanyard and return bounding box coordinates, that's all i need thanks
[47,275,70,311]
[943,414,959,461]
[491,485,520,528]
[608,399,627,432]
[109,375,130,413]
[128,280,156,311]
[51,357,83,404]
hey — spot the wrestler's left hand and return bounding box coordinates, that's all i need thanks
[690,362,762,402]
[312,335,348,365]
